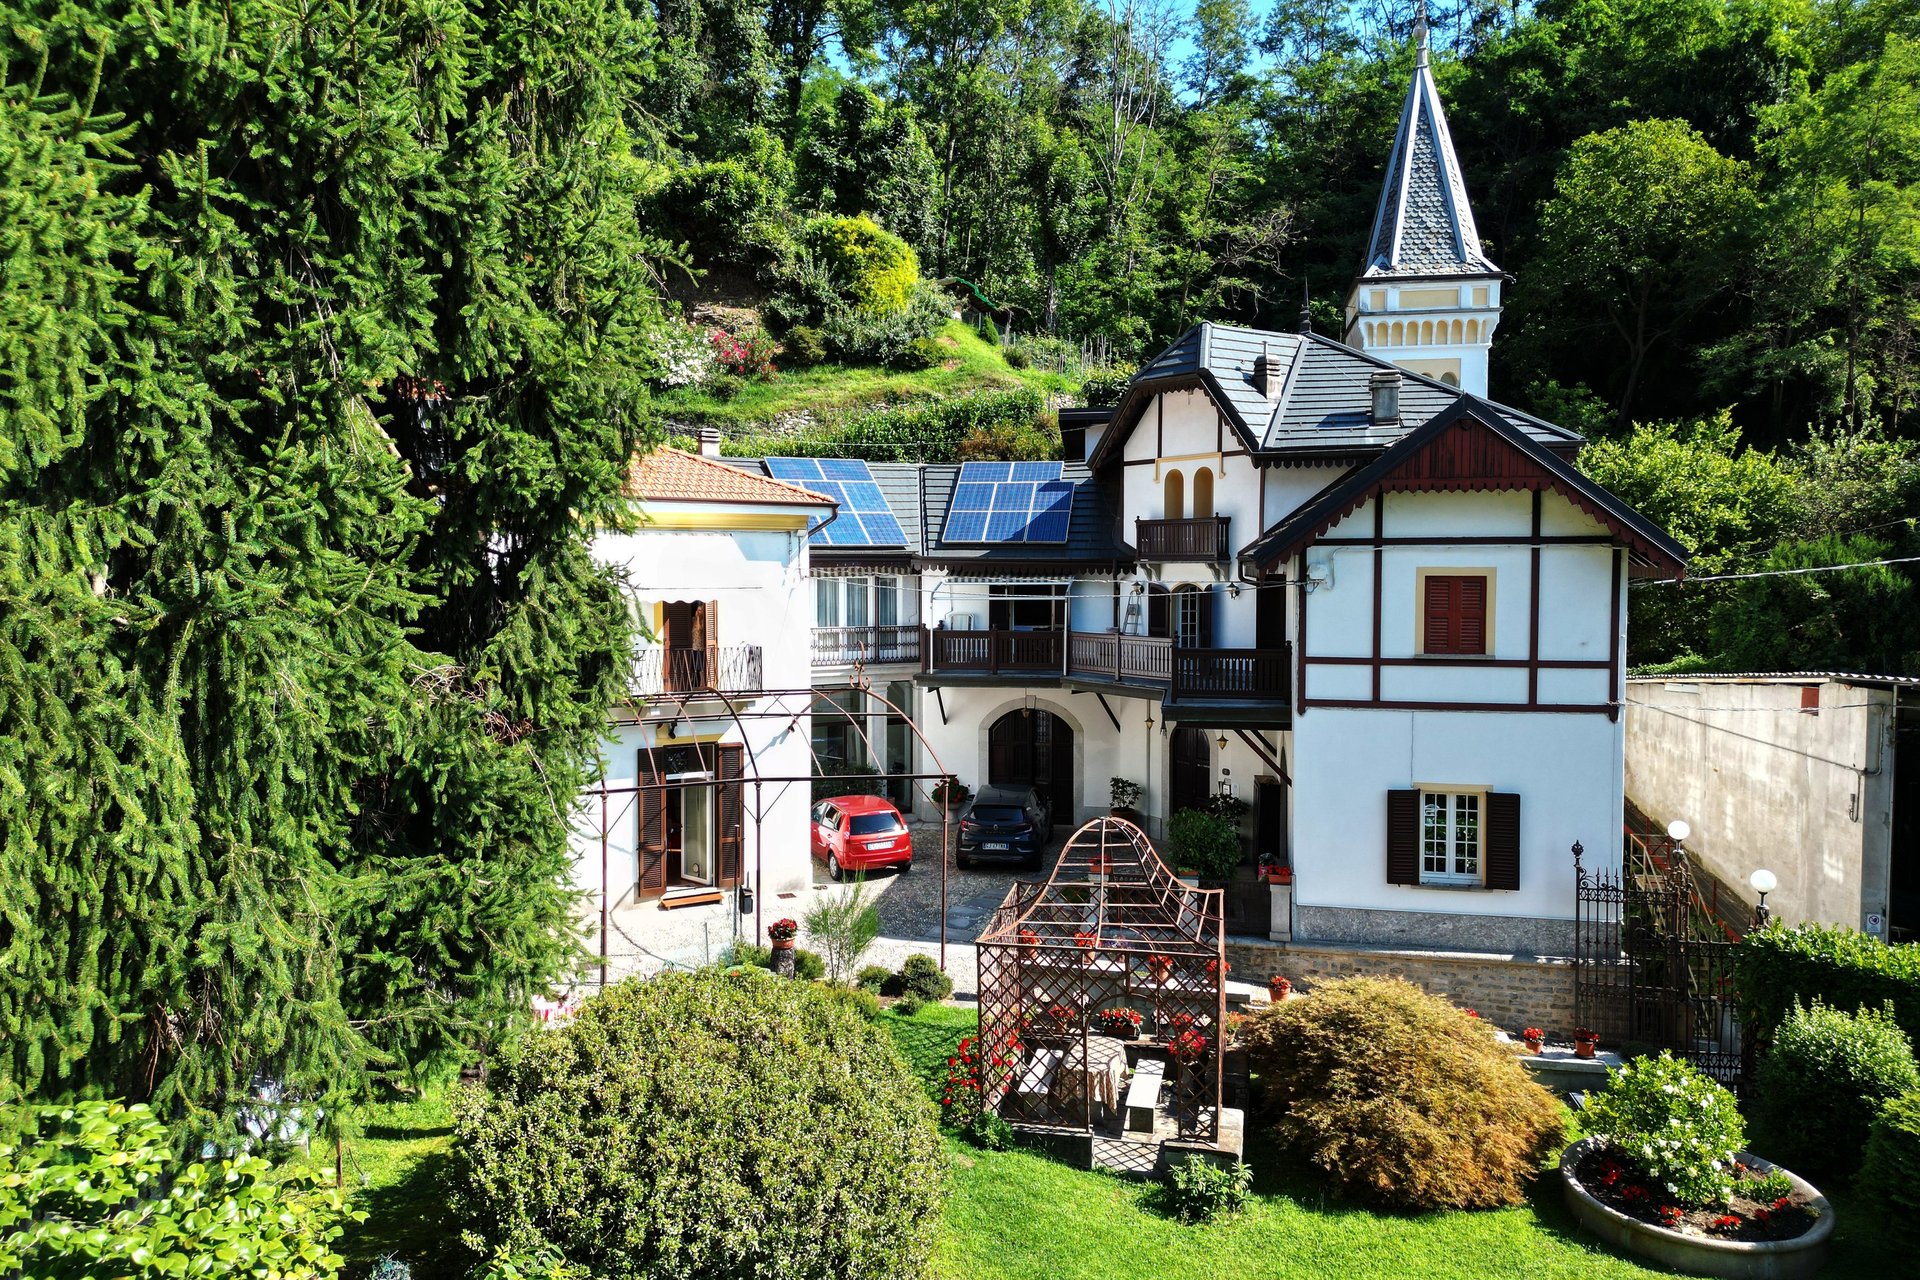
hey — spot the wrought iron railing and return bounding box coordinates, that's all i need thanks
[1135,516,1230,561]
[634,644,762,696]
[812,623,922,666]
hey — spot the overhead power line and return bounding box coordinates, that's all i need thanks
[1635,554,1920,587]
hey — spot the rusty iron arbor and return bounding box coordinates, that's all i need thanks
[975,817,1226,1145]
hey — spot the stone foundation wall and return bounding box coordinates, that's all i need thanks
[1226,937,1577,1033]
[1290,904,1575,957]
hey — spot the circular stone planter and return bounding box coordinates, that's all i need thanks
[1560,1137,1833,1280]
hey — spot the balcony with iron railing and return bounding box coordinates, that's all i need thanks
[925,625,1289,703]
[634,644,763,697]
[1134,515,1230,561]
[812,623,924,667]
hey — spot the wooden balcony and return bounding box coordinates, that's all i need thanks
[928,627,1063,673]
[635,644,762,697]
[926,626,1290,703]
[813,623,923,667]
[1135,516,1230,561]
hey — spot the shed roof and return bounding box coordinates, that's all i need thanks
[626,448,834,507]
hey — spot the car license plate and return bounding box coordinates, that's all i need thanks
[984,842,1009,851]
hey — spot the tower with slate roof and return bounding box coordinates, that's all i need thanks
[1342,6,1502,396]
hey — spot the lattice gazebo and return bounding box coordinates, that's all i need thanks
[975,817,1226,1152]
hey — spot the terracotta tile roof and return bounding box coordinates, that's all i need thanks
[625,448,834,507]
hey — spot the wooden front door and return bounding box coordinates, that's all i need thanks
[987,709,1074,824]
[1169,727,1211,817]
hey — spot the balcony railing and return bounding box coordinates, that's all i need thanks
[635,644,762,697]
[925,626,1290,702]
[813,623,923,667]
[1135,516,1230,561]
[928,627,1063,673]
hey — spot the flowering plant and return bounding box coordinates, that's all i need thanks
[1166,1012,1196,1036]
[939,1034,1018,1126]
[1573,1027,1600,1044]
[1205,958,1229,978]
[708,326,778,378]
[768,918,799,942]
[1709,1213,1742,1232]
[1522,1027,1545,1041]
[1583,1051,1745,1207]
[1045,1004,1077,1028]
[1268,975,1292,1000]
[1145,954,1173,982]
[1073,930,1096,950]
[1097,1007,1144,1036]
[1167,1028,1209,1064]
[657,321,717,387]
[1223,1012,1248,1042]
[1018,928,1039,949]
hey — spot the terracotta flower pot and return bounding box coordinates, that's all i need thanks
[1523,1037,1544,1054]
[1574,1037,1598,1059]
[1268,976,1292,1001]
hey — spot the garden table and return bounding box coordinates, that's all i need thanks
[1051,1035,1129,1112]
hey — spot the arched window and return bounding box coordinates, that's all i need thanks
[1440,370,1460,388]
[1390,321,1404,345]
[1163,469,1184,520]
[1451,319,1464,342]
[1465,319,1479,343]
[1192,468,1214,520]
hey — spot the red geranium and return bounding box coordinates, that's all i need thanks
[768,917,798,942]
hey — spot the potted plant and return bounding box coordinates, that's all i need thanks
[1145,953,1173,985]
[1108,777,1145,824]
[1264,862,1293,885]
[768,917,799,977]
[1522,1027,1545,1054]
[1205,957,1229,982]
[932,776,971,814]
[1168,808,1239,885]
[1268,975,1292,1002]
[1073,929,1097,964]
[1044,1003,1077,1035]
[1573,1028,1600,1059]
[1167,1027,1209,1068]
[1097,1007,1144,1039]
[1018,927,1039,956]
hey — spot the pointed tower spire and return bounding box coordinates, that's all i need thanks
[1342,2,1504,396]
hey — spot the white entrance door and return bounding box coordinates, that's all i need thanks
[681,782,715,884]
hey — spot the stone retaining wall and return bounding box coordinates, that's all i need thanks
[1226,937,1578,1033]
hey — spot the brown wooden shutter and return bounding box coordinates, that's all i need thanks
[1457,576,1487,654]
[638,748,667,897]
[717,743,743,886]
[1485,792,1520,890]
[1386,789,1420,885]
[704,600,720,689]
[1199,584,1216,649]
[1423,577,1453,653]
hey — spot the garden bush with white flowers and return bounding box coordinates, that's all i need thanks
[1583,1051,1746,1206]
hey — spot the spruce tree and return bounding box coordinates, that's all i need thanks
[1,0,664,1140]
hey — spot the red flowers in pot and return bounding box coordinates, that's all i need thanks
[1097,1007,1144,1038]
[1573,1028,1600,1059]
[1521,1027,1545,1053]
[1268,975,1292,1001]
[768,917,798,945]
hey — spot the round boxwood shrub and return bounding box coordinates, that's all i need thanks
[1859,1088,1920,1251]
[453,971,944,1280]
[893,953,953,1003]
[1750,1000,1919,1181]
[1243,976,1564,1210]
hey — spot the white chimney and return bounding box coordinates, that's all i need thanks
[1370,370,1402,425]
[698,425,722,458]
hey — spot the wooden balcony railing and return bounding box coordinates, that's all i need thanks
[635,644,763,696]
[813,623,923,666]
[1135,516,1230,561]
[928,627,1063,673]
[1170,647,1290,701]
[926,626,1291,703]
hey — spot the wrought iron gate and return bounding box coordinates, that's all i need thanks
[1573,835,1751,1089]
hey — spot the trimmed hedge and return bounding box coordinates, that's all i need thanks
[454,971,944,1280]
[1750,1001,1918,1181]
[1244,976,1564,1210]
[1859,1089,1920,1252]
[1733,921,1920,1043]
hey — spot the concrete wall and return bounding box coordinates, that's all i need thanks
[1625,677,1895,936]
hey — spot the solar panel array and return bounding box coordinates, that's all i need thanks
[941,461,1074,544]
[764,458,907,547]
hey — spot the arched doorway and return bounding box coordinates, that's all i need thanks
[988,708,1074,824]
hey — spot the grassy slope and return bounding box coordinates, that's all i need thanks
[326,1002,1901,1280]
[654,321,1073,432]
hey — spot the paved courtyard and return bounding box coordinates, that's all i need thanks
[586,820,1065,1000]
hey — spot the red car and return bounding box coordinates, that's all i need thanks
[811,795,913,880]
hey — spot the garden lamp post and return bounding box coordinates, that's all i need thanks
[1750,867,1777,925]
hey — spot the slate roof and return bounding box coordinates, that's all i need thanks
[1238,400,1687,577]
[725,458,1128,568]
[1359,25,1498,280]
[626,448,833,507]
[1095,322,1579,466]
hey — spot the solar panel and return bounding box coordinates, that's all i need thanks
[940,461,1073,544]
[764,457,907,547]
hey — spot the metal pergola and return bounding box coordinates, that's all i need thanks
[582,678,964,985]
[975,817,1225,1142]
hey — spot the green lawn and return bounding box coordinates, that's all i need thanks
[653,321,1074,431]
[327,1003,1901,1279]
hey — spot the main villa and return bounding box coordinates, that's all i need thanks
[574,19,1688,984]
